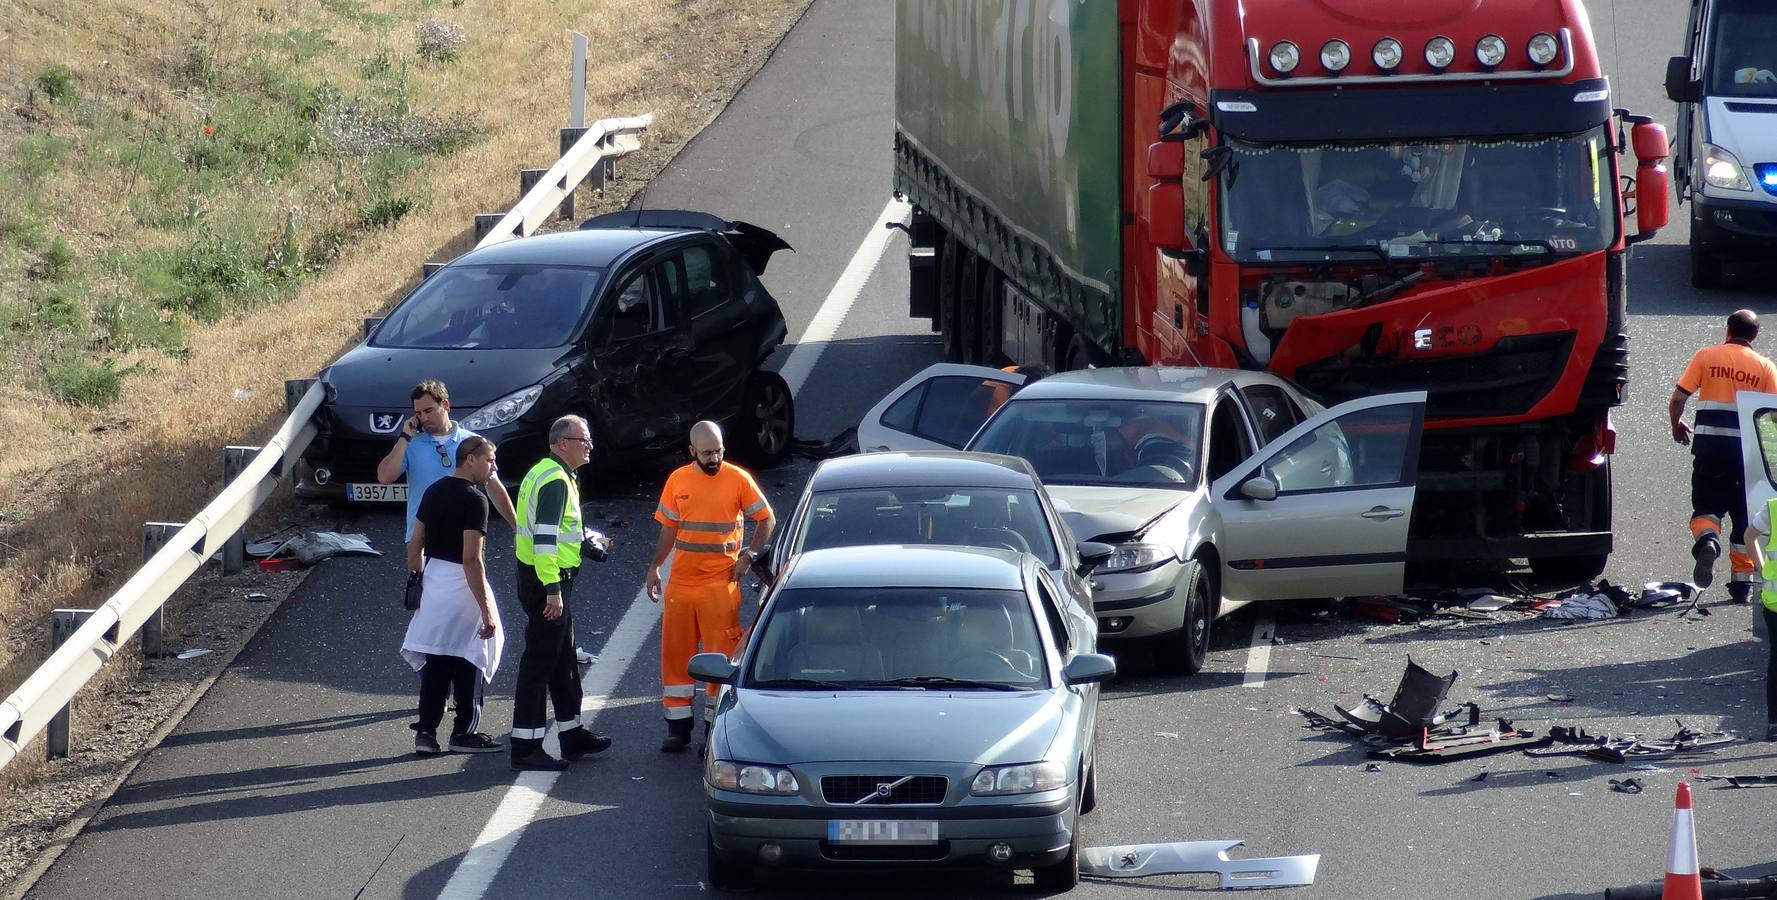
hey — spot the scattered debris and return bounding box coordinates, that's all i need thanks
[244,592,270,602]
[1470,772,1489,782]
[1079,840,1319,888]
[1609,778,1644,794]
[1542,588,1617,620]
[1362,762,1382,773]
[1696,774,1777,788]
[175,648,212,659]
[1297,658,1549,763]
[1465,594,1517,612]
[1528,723,1736,763]
[258,532,382,567]
[1546,693,1575,703]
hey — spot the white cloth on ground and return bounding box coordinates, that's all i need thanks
[400,560,504,682]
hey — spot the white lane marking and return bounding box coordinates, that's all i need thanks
[1243,618,1274,688]
[438,590,657,900]
[777,198,912,397]
[439,199,898,897]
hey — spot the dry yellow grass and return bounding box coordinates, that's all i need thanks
[0,0,812,788]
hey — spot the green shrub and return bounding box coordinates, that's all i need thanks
[48,357,128,406]
[35,236,74,280]
[359,194,418,229]
[272,27,335,62]
[95,296,185,352]
[359,48,393,79]
[0,213,45,251]
[31,282,86,330]
[214,93,319,176]
[15,135,68,183]
[33,66,75,103]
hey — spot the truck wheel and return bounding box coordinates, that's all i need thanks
[1062,333,1097,371]
[707,829,755,890]
[1528,554,1608,584]
[1153,560,1210,676]
[1689,226,1722,289]
[938,234,965,361]
[730,371,795,469]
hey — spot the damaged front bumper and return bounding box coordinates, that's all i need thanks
[1080,840,1320,888]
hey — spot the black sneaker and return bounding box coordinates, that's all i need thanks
[510,748,569,772]
[559,728,611,760]
[1692,537,1719,589]
[414,731,442,756]
[1729,583,1753,604]
[449,732,504,754]
[660,733,691,753]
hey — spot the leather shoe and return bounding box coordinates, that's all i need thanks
[559,728,612,760]
[510,748,569,772]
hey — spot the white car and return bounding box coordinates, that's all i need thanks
[859,364,1427,675]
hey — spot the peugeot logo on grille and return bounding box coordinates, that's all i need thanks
[370,413,403,434]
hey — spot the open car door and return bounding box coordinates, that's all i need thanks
[1210,391,1427,604]
[856,363,1025,453]
[1739,391,1777,542]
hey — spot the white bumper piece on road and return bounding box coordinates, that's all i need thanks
[1080,839,1320,888]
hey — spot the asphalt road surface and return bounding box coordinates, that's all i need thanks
[22,1,1777,898]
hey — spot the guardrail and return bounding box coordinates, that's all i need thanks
[0,111,653,772]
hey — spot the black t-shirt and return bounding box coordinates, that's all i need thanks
[417,477,489,565]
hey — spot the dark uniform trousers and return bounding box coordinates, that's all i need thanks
[511,565,583,751]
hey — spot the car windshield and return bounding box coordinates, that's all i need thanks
[373,264,602,349]
[971,399,1205,489]
[1218,126,1618,262]
[794,487,1059,569]
[1708,0,1777,99]
[749,587,1046,688]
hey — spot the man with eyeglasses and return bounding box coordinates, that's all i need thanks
[376,380,517,540]
[508,415,613,771]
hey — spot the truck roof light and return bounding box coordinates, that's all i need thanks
[1475,34,1508,68]
[1526,33,1559,66]
[1320,40,1351,72]
[1424,37,1455,70]
[1372,38,1403,70]
[1268,41,1300,74]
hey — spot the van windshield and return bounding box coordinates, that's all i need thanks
[1708,0,1777,99]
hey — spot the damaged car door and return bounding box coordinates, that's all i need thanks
[1210,392,1427,604]
[1739,390,1777,542]
[582,258,693,451]
[857,363,1027,452]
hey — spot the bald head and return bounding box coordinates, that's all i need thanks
[689,420,725,475]
[1728,310,1760,342]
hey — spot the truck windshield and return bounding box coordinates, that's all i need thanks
[1707,0,1777,99]
[1217,126,1618,263]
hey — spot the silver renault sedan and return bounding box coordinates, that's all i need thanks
[690,545,1115,890]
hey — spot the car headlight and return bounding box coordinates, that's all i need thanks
[1703,144,1752,192]
[1094,542,1175,574]
[460,384,544,431]
[706,758,800,795]
[971,761,1068,796]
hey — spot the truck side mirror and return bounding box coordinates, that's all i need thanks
[1147,141,1184,180]
[1627,120,1671,242]
[1664,57,1699,103]
[1147,141,1192,253]
[1158,100,1206,142]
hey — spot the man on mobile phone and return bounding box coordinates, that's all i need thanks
[376,380,517,541]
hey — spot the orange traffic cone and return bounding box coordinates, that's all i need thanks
[1662,781,1702,900]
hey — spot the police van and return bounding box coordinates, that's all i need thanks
[1667,0,1777,288]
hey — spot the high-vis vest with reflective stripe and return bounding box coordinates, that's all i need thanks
[1759,498,1777,614]
[515,456,582,586]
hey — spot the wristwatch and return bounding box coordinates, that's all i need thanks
[740,549,759,562]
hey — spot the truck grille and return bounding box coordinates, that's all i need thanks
[822,775,948,805]
[1295,331,1574,419]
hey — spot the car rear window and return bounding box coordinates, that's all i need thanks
[374,264,602,349]
[796,487,1059,568]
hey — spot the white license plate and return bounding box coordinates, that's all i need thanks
[827,820,940,844]
[346,483,407,503]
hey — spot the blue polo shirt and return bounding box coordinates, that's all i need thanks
[402,425,479,540]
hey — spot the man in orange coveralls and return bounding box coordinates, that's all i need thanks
[645,420,775,752]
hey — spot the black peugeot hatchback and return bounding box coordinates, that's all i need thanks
[295,210,795,504]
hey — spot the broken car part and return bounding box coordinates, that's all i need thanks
[1080,840,1319,889]
[1332,657,1457,739]
[1696,774,1777,788]
[1528,723,1736,763]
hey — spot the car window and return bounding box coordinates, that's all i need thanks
[972,398,1205,489]
[1205,397,1254,482]
[677,244,733,319]
[795,487,1060,568]
[1706,0,1777,100]
[1755,409,1777,484]
[599,265,675,343]
[1239,384,1305,445]
[879,376,1010,448]
[373,264,601,350]
[1034,575,1071,653]
[749,587,1046,686]
[1258,403,1417,494]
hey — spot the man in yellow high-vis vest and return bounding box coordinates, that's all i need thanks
[1738,497,1777,743]
[509,415,612,771]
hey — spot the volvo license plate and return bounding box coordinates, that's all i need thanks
[346,483,406,503]
[827,820,940,844]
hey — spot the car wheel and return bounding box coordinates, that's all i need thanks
[1153,560,1210,676]
[1689,226,1722,289]
[1032,831,1080,890]
[1528,554,1608,584]
[1079,762,1097,815]
[707,828,754,890]
[730,371,795,469]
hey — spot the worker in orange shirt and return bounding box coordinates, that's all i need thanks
[1670,310,1777,602]
[645,420,775,752]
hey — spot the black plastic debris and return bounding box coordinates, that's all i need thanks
[1609,778,1644,794]
[1297,659,1549,763]
[1528,722,1736,763]
[1696,774,1777,788]
[1332,657,1458,739]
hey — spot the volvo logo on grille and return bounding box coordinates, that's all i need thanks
[851,775,914,804]
[875,783,893,797]
[369,413,403,434]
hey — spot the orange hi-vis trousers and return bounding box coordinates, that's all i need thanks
[661,579,744,723]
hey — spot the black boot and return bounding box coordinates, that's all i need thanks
[1693,535,1720,589]
[1729,581,1753,604]
[559,727,612,760]
[661,718,693,753]
[510,739,568,772]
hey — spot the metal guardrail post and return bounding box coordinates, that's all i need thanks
[560,127,590,216]
[473,213,505,245]
[46,609,94,759]
[141,523,182,658]
[285,379,316,415]
[221,447,259,574]
[421,262,445,280]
